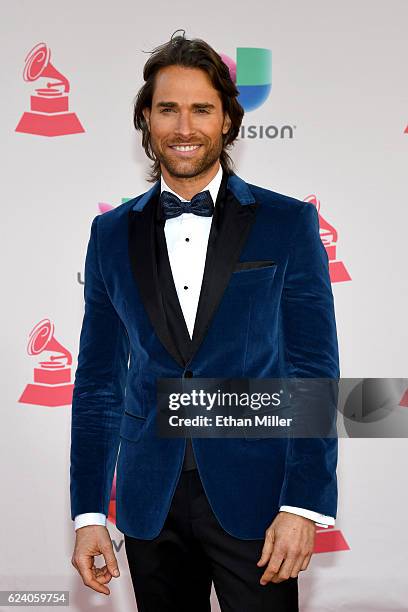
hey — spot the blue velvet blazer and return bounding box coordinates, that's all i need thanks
[69,171,340,540]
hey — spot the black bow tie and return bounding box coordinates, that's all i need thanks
[159,190,214,220]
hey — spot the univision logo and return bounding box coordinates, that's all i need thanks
[220,47,295,140]
[220,48,272,112]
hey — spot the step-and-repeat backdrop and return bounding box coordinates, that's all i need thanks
[2,1,407,610]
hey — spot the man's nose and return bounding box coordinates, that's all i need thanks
[174,112,195,137]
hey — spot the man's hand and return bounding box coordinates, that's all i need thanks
[257,511,315,585]
[71,525,120,595]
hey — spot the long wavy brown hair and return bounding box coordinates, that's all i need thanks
[133,29,244,183]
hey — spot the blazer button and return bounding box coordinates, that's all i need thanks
[184,370,193,378]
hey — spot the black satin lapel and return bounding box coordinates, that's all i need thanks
[128,196,186,368]
[188,185,259,362]
[155,213,193,366]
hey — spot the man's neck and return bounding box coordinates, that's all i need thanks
[160,161,221,200]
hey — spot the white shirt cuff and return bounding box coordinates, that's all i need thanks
[279,505,335,528]
[74,513,107,530]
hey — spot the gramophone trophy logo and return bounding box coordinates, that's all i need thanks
[400,387,408,407]
[314,525,350,554]
[15,42,84,137]
[18,318,74,407]
[304,194,351,284]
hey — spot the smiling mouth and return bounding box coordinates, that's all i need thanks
[169,144,202,152]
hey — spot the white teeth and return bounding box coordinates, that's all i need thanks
[172,145,200,151]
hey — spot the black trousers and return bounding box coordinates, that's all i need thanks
[124,468,298,612]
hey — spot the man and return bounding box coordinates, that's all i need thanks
[70,31,339,612]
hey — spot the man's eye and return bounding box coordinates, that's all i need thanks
[160,108,174,113]
[196,109,209,113]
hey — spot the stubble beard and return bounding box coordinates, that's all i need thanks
[151,135,224,180]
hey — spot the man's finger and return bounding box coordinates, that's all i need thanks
[300,553,312,571]
[257,528,275,566]
[290,554,306,578]
[77,558,110,595]
[260,547,285,584]
[270,555,296,583]
[96,564,120,585]
[102,545,120,578]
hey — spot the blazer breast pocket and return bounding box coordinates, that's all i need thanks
[233,260,276,271]
[229,261,277,287]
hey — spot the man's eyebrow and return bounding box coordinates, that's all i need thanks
[155,101,216,109]
[191,102,216,109]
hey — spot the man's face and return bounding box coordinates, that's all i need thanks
[142,65,231,179]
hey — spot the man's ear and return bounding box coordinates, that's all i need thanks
[142,107,151,129]
[222,112,232,135]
